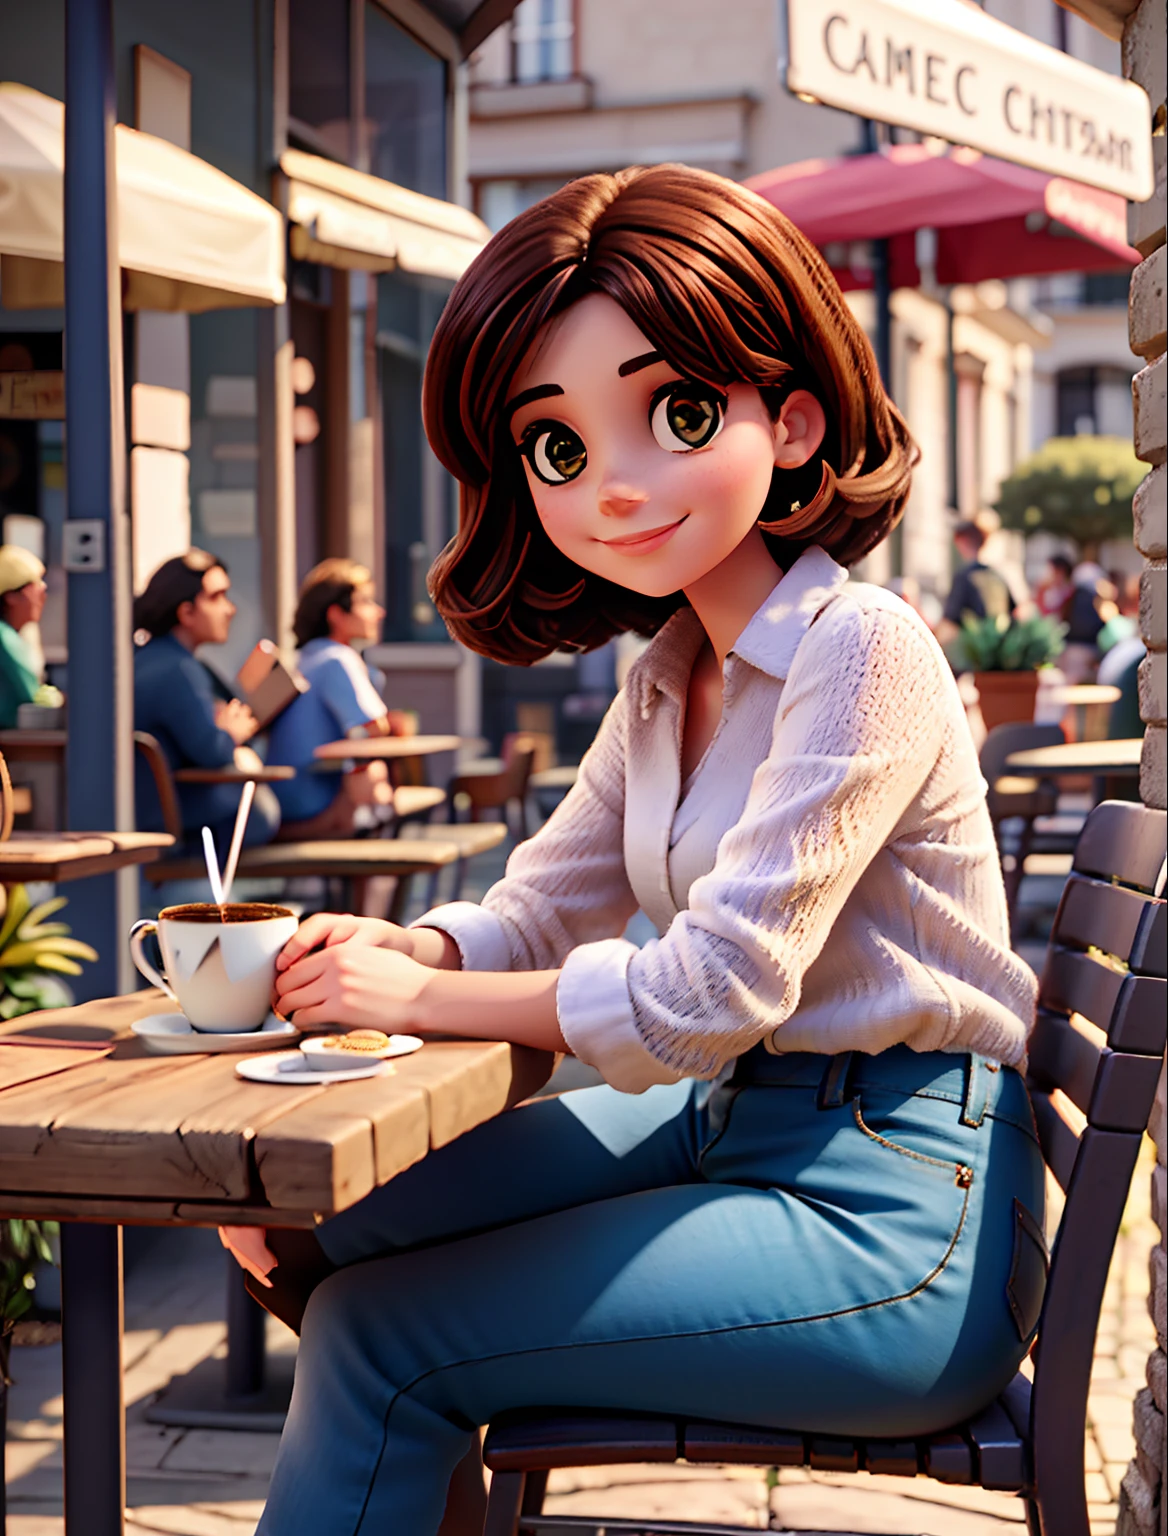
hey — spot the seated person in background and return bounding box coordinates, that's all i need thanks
[0,546,49,729]
[133,550,281,857]
[267,559,409,841]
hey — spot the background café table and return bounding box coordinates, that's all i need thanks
[0,991,552,1536]
[312,732,464,762]
[1004,737,1143,778]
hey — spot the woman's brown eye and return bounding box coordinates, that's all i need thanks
[650,383,727,452]
[520,421,588,485]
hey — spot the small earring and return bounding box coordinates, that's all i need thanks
[790,499,801,513]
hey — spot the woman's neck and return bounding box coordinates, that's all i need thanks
[682,524,781,669]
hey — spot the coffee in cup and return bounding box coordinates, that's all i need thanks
[129,903,299,1033]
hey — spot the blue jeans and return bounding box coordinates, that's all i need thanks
[259,1045,1046,1535]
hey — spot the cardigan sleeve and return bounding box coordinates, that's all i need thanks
[412,685,640,972]
[556,599,953,1092]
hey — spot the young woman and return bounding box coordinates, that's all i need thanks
[224,165,1044,1536]
[266,559,410,840]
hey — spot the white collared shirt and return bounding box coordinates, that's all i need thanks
[415,547,1037,1093]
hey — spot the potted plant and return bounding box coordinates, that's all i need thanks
[951,614,1067,734]
[0,886,97,1016]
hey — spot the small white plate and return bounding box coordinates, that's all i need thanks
[132,1012,298,1055]
[299,1033,424,1070]
[235,1050,398,1086]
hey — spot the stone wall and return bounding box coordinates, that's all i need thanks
[1117,0,1167,1529]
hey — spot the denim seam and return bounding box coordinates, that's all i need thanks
[351,1181,973,1535]
[852,1097,969,1176]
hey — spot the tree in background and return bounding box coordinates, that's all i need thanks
[996,436,1144,559]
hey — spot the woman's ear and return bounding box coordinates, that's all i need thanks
[772,390,827,470]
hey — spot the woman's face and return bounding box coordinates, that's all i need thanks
[4,578,47,630]
[506,294,825,601]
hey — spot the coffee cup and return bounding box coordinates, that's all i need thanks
[128,903,299,1033]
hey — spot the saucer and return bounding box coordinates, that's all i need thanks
[131,1012,298,1055]
[235,1050,396,1086]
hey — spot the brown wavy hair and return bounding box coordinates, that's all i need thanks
[423,163,917,664]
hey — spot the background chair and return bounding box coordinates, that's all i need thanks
[480,799,1167,1536]
[448,734,539,843]
[980,723,1084,928]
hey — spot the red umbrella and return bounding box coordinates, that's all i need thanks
[746,142,1138,290]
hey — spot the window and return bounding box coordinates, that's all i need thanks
[364,3,447,199]
[289,0,351,161]
[288,0,448,197]
[377,272,456,641]
[478,177,565,233]
[1056,365,1134,438]
[511,0,574,84]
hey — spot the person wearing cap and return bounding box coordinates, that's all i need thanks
[0,546,48,729]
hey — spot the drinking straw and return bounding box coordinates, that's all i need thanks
[201,826,226,906]
[220,779,256,905]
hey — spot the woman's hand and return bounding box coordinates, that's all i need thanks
[276,913,413,973]
[275,942,432,1031]
[219,1225,277,1288]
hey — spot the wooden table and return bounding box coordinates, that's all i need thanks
[312,732,464,762]
[0,728,67,831]
[0,830,174,883]
[173,764,294,784]
[0,991,552,1531]
[1004,737,1143,777]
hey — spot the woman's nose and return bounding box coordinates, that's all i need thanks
[598,480,650,519]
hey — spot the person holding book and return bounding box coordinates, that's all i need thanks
[267,559,411,840]
[133,549,281,856]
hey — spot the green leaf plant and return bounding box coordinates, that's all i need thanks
[0,886,98,1018]
[951,613,1067,673]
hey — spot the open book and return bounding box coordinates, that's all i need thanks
[236,640,308,731]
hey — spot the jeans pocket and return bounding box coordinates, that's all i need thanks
[1006,1198,1049,1343]
[851,1097,973,1192]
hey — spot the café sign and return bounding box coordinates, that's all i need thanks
[785,0,1154,202]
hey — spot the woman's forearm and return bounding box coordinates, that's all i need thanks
[408,926,464,970]
[416,965,567,1053]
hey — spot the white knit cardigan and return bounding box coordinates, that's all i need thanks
[415,547,1037,1094]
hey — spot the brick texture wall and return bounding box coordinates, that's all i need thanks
[1117,0,1167,1530]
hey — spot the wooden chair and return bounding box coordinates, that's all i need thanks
[481,799,1167,1536]
[981,723,1083,925]
[132,731,462,922]
[449,734,538,843]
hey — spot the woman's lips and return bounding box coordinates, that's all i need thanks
[599,516,687,553]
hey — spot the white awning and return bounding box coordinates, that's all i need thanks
[281,149,489,282]
[0,82,286,312]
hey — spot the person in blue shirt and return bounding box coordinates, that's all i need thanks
[267,559,407,840]
[133,550,280,856]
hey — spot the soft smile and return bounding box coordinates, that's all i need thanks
[599,516,688,553]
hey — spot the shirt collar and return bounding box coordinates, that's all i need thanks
[631,546,848,717]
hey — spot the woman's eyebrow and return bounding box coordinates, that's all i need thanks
[505,382,564,419]
[617,351,664,377]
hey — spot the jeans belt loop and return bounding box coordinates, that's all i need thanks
[962,1053,990,1128]
[817,1050,856,1110]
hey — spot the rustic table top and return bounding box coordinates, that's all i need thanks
[1004,737,1143,775]
[0,728,68,759]
[1044,684,1121,707]
[313,734,464,762]
[0,991,553,1230]
[0,831,175,882]
[173,764,295,783]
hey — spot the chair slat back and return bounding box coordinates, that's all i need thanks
[1027,800,1166,1530]
[132,731,185,843]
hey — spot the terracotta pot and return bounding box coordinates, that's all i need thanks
[973,671,1040,735]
